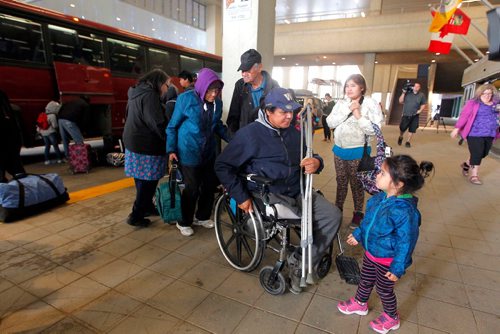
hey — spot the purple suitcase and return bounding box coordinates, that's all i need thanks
[69,143,91,173]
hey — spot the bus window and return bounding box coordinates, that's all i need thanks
[180,55,203,74]
[148,48,179,76]
[107,38,145,75]
[205,59,222,75]
[0,14,46,63]
[48,25,104,66]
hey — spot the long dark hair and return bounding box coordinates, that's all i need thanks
[385,155,434,195]
[138,69,169,94]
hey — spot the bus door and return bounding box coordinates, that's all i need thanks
[53,61,115,143]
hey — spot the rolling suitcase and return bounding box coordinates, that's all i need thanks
[69,143,92,174]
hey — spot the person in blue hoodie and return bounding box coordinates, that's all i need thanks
[167,68,230,237]
[215,87,341,294]
[337,155,434,334]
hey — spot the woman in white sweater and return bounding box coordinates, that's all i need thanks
[326,74,384,229]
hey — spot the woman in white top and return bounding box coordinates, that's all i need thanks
[326,74,384,229]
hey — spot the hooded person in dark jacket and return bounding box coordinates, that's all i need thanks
[123,69,169,227]
[215,87,341,294]
[167,68,230,236]
[227,49,280,135]
[58,95,89,158]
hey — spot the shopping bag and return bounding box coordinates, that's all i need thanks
[155,162,182,224]
[335,234,361,285]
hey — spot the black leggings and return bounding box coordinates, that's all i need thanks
[467,136,493,166]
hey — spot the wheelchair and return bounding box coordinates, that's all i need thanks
[214,174,333,295]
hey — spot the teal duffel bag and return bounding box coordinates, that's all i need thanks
[155,163,182,224]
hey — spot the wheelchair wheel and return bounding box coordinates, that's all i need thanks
[259,266,286,295]
[316,253,332,279]
[214,194,265,272]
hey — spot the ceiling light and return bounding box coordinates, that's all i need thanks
[70,3,75,8]
[322,56,327,59]
[332,62,336,65]
[81,15,85,19]
[284,19,291,24]
[295,63,299,66]
[431,59,436,63]
[486,51,490,54]
[132,26,135,30]
[474,58,479,62]
[151,18,154,22]
[375,61,378,64]
[152,28,156,31]
[116,17,121,21]
[281,57,286,60]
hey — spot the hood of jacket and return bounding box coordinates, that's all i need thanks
[194,68,224,101]
[128,82,155,100]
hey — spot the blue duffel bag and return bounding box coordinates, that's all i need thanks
[0,173,70,222]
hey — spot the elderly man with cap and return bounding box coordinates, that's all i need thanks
[227,49,280,135]
[215,87,341,294]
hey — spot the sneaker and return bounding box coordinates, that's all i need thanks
[44,160,51,165]
[337,297,368,316]
[349,211,364,230]
[405,142,411,148]
[287,251,302,294]
[397,136,403,146]
[460,162,470,177]
[176,223,194,236]
[145,204,159,217]
[369,312,400,334]
[56,159,63,164]
[193,218,214,228]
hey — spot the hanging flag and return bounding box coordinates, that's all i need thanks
[429,0,462,32]
[440,8,471,36]
[428,32,455,54]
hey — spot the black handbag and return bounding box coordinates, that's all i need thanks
[335,234,361,285]
[357,137,375,172]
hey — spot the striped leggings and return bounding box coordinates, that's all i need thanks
[333,156,365,212]
[355,253,397,318]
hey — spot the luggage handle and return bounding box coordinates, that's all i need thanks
[337,234,345,256]
[12,173,62,209]
[169,160,179,209]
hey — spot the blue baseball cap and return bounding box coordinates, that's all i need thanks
[264,88,302,112]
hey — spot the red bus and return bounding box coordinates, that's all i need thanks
[0,0,222,147]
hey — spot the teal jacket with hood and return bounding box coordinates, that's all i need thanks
[166,68,229,166]
[352,191,421,278]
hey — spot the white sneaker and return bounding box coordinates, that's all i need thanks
[176,223,194,236]
[56,159,63,164]
[193,219,214,228]
[44,160,51,165]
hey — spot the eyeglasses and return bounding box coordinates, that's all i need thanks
[481,92,493,96]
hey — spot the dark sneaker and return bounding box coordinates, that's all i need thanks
[405,142,411,148]
[287,251,302,294]
[126,215,152,228]
[397,136,403,146]
[145,205,159,217]
[349,211,364,230]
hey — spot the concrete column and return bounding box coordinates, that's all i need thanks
[221,0,277,119]
[302,66,309,90]
[282,67,291,88]
[363,53,376,95]
[206,4,222,55]
[369,0,383,15]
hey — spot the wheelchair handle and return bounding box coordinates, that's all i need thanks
[242,174,274,186]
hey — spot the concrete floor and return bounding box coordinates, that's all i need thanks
[0,125,499,333]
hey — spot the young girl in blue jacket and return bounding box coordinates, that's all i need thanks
[337,155,434,334]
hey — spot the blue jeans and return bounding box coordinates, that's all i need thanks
[58,119,84,158]
[42,132,63,161]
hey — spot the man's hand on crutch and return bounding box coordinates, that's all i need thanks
[300,157,320,174]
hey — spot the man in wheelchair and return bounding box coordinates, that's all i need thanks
[215,87,342,294]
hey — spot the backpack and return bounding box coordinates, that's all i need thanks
[36,112,50,130]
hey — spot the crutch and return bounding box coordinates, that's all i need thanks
[299,103,314,287]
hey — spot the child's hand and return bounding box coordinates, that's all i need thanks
[384,271,398,282]
[346,234,358,246]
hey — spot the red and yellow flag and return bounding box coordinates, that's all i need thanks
[429,0,462,32]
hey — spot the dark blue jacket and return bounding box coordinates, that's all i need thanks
[352,191,421,278]
[215,110,323,204]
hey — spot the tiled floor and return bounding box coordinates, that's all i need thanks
[1,125,499,333]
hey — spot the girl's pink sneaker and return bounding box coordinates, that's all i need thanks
[369,312,400,334]
[337,297,368,316]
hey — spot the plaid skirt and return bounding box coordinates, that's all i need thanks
[124,149,167,181]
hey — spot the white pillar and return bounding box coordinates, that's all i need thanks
[363,53,376,95]
[282,67,291,88]
[302,66,309,90]
[221,0,276,119]
[206,4,222,55]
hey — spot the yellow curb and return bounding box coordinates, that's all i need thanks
[67,178,135,203]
